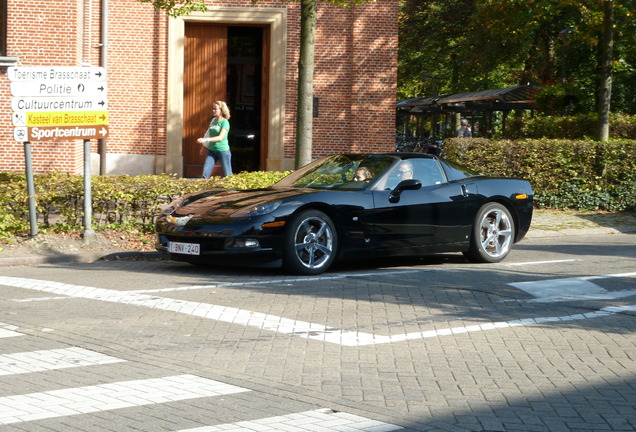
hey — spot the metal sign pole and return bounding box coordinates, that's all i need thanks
[82,139,97,244]
[23,141,38,237]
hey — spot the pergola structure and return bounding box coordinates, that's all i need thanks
[397,85,538,139]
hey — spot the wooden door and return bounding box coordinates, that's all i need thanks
[183,24,227,178]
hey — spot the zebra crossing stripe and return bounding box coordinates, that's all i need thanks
[0,328,22,339]
[0,374,249,425]
[0,322,22,339]
[177,408,403,432]
[0,347,125,376]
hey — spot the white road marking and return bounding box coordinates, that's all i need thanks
[1,273,634,347]
[177,408,403,431]
[0,328,22,339]
[510,272,636,302]
[503,259,578,266]
[0,322,22,338]
[0,347,125,376]
[11,296,68,302]
[603,304,636,313]
[0,374,249,425]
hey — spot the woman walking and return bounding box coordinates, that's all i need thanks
[198,101,232,178]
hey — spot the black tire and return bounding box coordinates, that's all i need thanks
[464,202,515,263]
[283,209,338,275]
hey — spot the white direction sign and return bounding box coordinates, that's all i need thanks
[10,81,107,97]
[8,66,110,142]
[12,96,108,112]
[8,66,107,82]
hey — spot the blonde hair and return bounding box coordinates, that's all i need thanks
[355,167,372,180]
[214,101,231,120]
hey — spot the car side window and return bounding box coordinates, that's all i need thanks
[410,159,446,186]
[381,158,447,190]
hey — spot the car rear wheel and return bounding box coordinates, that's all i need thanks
[283,209,338,275]
[464,202,515,263]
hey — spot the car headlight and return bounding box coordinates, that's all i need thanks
[162,198,185,215]
[167,214,194,226]
[231,201,282,218]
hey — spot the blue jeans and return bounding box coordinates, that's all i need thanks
[202,150,232,178]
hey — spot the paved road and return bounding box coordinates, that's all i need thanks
[1,233,635,431]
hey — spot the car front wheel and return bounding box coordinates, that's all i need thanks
[464,202,515,263]
[283,209,338,275]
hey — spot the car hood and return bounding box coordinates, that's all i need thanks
[169,187,316,218]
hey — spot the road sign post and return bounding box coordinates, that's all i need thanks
[24,141,38,237]
[83,139,97,244]
[8,66,109,244]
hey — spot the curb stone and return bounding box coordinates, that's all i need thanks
[0,251,164,268]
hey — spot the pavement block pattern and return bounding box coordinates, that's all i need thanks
[0,375,249,425]
[0,228,635,431]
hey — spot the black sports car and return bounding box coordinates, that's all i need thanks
[155,153,533,275]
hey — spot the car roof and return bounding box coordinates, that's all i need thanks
[341,152,438,160]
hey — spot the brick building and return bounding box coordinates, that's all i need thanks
[0,0,397,177]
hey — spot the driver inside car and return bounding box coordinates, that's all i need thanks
[396,161,414,180]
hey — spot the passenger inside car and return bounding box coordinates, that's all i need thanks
[354,167,372,182]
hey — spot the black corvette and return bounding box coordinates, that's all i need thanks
[155,153,534,275]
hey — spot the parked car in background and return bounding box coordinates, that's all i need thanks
[155,153,534,275]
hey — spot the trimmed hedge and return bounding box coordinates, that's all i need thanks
[2,138,635,241]
[506,113,636,140]
[443,138,636,211]
[0,171,290,240]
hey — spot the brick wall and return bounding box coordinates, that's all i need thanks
[1,0,397,174]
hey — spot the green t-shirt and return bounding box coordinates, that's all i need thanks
[205,118,230,152]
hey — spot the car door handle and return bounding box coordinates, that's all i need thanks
[461,184,469,197]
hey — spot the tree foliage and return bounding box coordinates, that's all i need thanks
[399,0,636,115]
[137,0,207,17]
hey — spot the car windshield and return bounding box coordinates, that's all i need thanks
[440,159,479,181]
[276,154,398,190]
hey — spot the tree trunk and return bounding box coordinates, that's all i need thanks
[597,0,614,142]
[294,0,317,169]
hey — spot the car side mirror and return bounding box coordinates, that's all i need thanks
[389,179,422,203]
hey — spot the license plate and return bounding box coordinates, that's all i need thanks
[168,241,201,255]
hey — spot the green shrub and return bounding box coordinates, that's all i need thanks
[443,138,636,211]
[2,137,635,242]
[507,113,636,139]
[0,170,290,241]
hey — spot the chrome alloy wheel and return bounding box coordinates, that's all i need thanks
[292,215,335,270]
[479,207,513,259]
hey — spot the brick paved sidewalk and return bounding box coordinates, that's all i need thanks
[528,209,636,238]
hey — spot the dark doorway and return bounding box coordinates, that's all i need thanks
[182,24,264,177]
[226,26,263,173]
